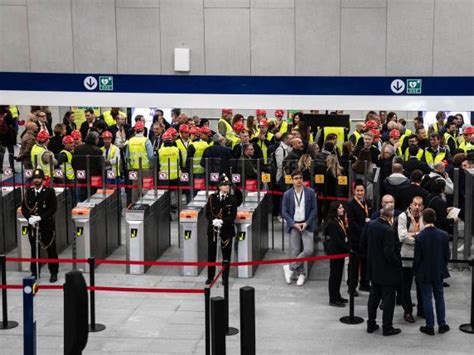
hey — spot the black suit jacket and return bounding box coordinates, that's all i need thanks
[108,124,133,144]
[403,157,431,176]
[414,226,450,282]
[325,220,349,255]
[425,193,450,232]
[397,184,429,211]
[21,186,57,232]
[366,218,401,286]
[346,198,371,251]
[205,189,243,240]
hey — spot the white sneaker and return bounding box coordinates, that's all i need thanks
[296,274,306,286]
[283,264,294,284]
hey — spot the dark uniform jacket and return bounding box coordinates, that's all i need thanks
[414,226,450,283]
[366,217,402,286]
[205,189,243,240]
[346,198,371,252]
[325,219,349,255]
[21,186,57,233]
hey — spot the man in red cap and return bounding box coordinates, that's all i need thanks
[274,109,288,135]
[101,130,121,182]
[126,121,154,202]
[459,126,474,153]
[251,118,275,164]
[176,124,191,171]
[30,130,57,179]
[71,130,83,149]
[218,109,238,147]
[388,129,403,156]
[186,126,211,177]
[57,135,75,184]
[256,109,266,122]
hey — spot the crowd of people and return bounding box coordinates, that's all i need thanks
[1,105,473,335]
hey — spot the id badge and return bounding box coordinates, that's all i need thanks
[365,218,371,223]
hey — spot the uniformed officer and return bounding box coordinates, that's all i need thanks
[205,174,243,284]
[21,169,58,282]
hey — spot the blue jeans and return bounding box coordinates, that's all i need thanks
[419,279,446,328]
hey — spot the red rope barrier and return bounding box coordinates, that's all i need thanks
[230,253,349,267]
[95,259,220,267]
[88,285,204,294]
[6,257,88,264]
[209,268,224,289]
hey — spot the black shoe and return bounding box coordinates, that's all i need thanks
[329,301,346,308]
[338,298,348,303]
[443,282,450,287]
[205,278,212,285]
[383,328,401,336]
[367,323,380,334]
[359,285,371,292]
[49,274,58,283]
[439,324,450,334]
[420,326,435,335]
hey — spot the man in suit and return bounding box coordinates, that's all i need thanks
[281,170,318,286]
[414,208,450,335]
[21,169,58,282]
[366,203,402,336]
[205,174,243,285]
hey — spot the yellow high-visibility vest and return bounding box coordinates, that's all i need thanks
[350,130,362,146]
[103,110,127,126]
[324,127,345,151]
[175,138,189,168]
[31,144,51,177]
[9,106,19,119]
[459,141,474,153]
[255,132,274,164]
[128,136,150,169]
[101,144,120,177]
[278,121,289,135]
[424,148,446,167]
[60,149,75,180]
[218,118,239,147]
[404,148,424,162]
[444,132,458,151]
[158,146,180,180]
[190,141,209,174]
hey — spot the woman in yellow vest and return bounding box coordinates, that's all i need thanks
[250,118,274,164]
[157,132,182,183]
[31,130,56,178]
[101,131,121,182]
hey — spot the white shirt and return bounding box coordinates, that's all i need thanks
[293,188,305,222]
[34,186,43,195]
[219,193,228,201]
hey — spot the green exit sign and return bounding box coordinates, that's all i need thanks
[406,79,422,94]
[99,76,113,91]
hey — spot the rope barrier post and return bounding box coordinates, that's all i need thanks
[205,158,209,200]
[0,255,18,330]
[138,157,143,201]
[460,258,474,334]
[281,165,284,251]
[340,252,364,325]
[87,257,105,332]
[223,260,239,336]
[204,287,211,355]
[116,159,122,247]
[86,155,91,200]
[23,276,36,355]
[211,296,226,355]
[240,286,255,355]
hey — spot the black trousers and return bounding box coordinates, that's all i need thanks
[367,283,396,331]
[348,254,369,291]
[329,259,345,302]
[401,267,423,314]
[208,236,233,282]
[29,228,59,276]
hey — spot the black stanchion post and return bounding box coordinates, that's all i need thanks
[204,287,211,355]
[460,258,474,334]
[340,252,364,325]
[211,296,226,355]
[0,255,18,330]
[223,260,239,336]
[87,257,105,332]
[240,286,255,355]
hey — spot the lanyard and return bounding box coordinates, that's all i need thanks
[294,189,304,208]
[336,217,347,236]
[354,197,369,218]
[380,216,393,227]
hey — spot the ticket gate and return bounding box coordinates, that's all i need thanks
[234,192,269,278]
[16,188,74,272]
[125,190,170,274]
[72,189,119,272]
[89,189,120,255]
[0,186,21,254]
[179,191,208,276]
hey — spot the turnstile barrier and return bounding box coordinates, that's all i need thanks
[1,186,20,254]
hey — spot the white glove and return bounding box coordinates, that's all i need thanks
[28,216,41,226]
[212,219,223,228]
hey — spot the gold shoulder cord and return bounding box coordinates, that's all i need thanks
[23,193,55,250]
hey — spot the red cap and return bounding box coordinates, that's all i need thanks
[233,122,245,133]
[200,126,211,135]
[162,132,173,141]
[222,109,233,115]
[62,135,74,145]
[179,124,190,133]
[371,129,380,138]
[189,126,201,135]
[36,130,50,142]
[166,127,178,137]
[389,129,401,139]
[464,126,474,135]
[71,130,82,140]
[366,120,378,129]
[274,109,284,117]
[134,121,145,131]
[102,131,113,139]
[256,109,266,116]
[259,118,269,127]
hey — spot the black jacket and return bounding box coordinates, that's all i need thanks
[366,218,401,286]
[397,183,429,211]
[414,226,450,282]
[205,189,243,240]
[403,157,431,176]
[425,193,450,232]
[48,135,64,156]
[21,186,57,233]
[346,198,371,251]
[201,144,234,176]
[325,219,349,255]
[72,143,104,177]
[108,124,133,144]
